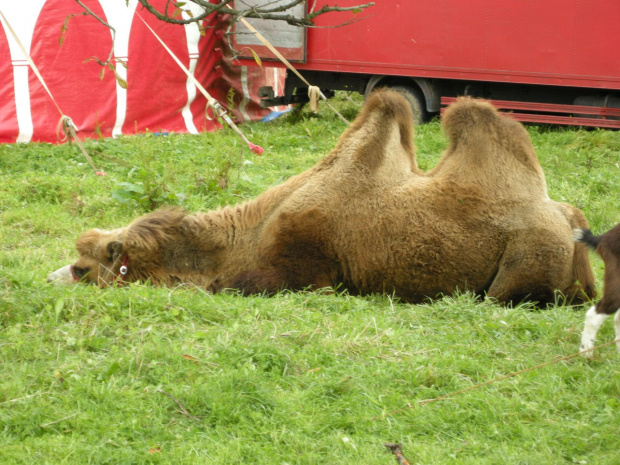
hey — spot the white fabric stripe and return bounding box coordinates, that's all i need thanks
[272,66,281,112]
[0,0,47,142]
[11,66,33,143]
[181,8,203,135]
[98,0,138,137]
[239,66,251,122]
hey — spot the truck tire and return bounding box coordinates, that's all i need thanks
[389,85,428,125]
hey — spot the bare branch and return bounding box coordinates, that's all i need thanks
[135,0,220,25]
[40,412,80,429]
[75,0,116,34]
[131,1,374,28]
[157,389,200,421]
[73,0,116,65]
[71,0,375,73]
[307,2,374,22]
[384,444,412,465]
[236,0,305,14]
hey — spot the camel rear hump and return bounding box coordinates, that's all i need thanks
[441,97,500,147]
[441,97,542,174]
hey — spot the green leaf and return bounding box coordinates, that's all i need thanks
[105,362,121,377]
[116,182,145,194]
[55,298,64,319]
[111,67,128,89]
[111,191,131,203]
[250,49,262,68]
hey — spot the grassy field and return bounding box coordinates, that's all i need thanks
[1,94,620,464]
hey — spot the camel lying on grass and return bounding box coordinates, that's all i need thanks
[48,90,596,305]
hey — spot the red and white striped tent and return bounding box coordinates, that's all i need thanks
[0,0,284,144]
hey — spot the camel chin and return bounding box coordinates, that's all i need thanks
[47,264,75,285]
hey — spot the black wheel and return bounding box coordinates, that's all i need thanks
[389,85,428,125]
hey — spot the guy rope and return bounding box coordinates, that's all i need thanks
[234,14,350,125]
[135,10,264,155]
[0,9,105,175]
[372,337,620,421]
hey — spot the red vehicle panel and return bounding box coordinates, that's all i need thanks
[248,0,620,126]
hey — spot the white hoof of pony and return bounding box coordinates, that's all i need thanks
[47,265,74,285]
[580,343,595,358]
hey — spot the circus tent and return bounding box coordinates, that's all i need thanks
[0,0,284,144]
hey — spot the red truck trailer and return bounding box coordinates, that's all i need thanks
[234,0,620,127]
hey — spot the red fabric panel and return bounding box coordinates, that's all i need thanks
[189,17,223,133]
[216,59,273,123]
[0,23,18,143]
[207,13,279,124]
[123,4,190,134]
[0,0,284,144]
[29,0,116,142]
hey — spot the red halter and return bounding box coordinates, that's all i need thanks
[115,255,129,285]
[70,255,129,286]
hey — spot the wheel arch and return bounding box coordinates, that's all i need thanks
[364,76,440,113]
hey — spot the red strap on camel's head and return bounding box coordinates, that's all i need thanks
[68,255,128,286]
[115,255,129,284]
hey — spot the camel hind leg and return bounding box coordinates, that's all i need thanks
[486,229,575,305]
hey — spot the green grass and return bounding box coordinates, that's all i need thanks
[1,94,620,464]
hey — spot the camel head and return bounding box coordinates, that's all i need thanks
[47,228,127,287]
[47,208,235,289]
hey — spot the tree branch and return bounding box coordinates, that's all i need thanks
[72,0,375,73]
[307,2,374,22]
[40,412,80,429]
[384,444,412,465]
[131,1,374,28]
[135,0,219,25]
[75,0,116,34]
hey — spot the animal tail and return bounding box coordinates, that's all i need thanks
[563,206,596,300]
[572,228,601,251]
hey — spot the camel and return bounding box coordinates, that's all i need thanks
[48,90,596,305]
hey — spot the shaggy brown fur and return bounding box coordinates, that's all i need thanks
[50,91,595,305]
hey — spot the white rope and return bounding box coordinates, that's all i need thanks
[236,15,350,125]
[0,9,104,175]
[134,10,264,154]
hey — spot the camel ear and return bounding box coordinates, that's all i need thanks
[106,241,123,262]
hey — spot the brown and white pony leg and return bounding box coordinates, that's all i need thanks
[580,304,611,357]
